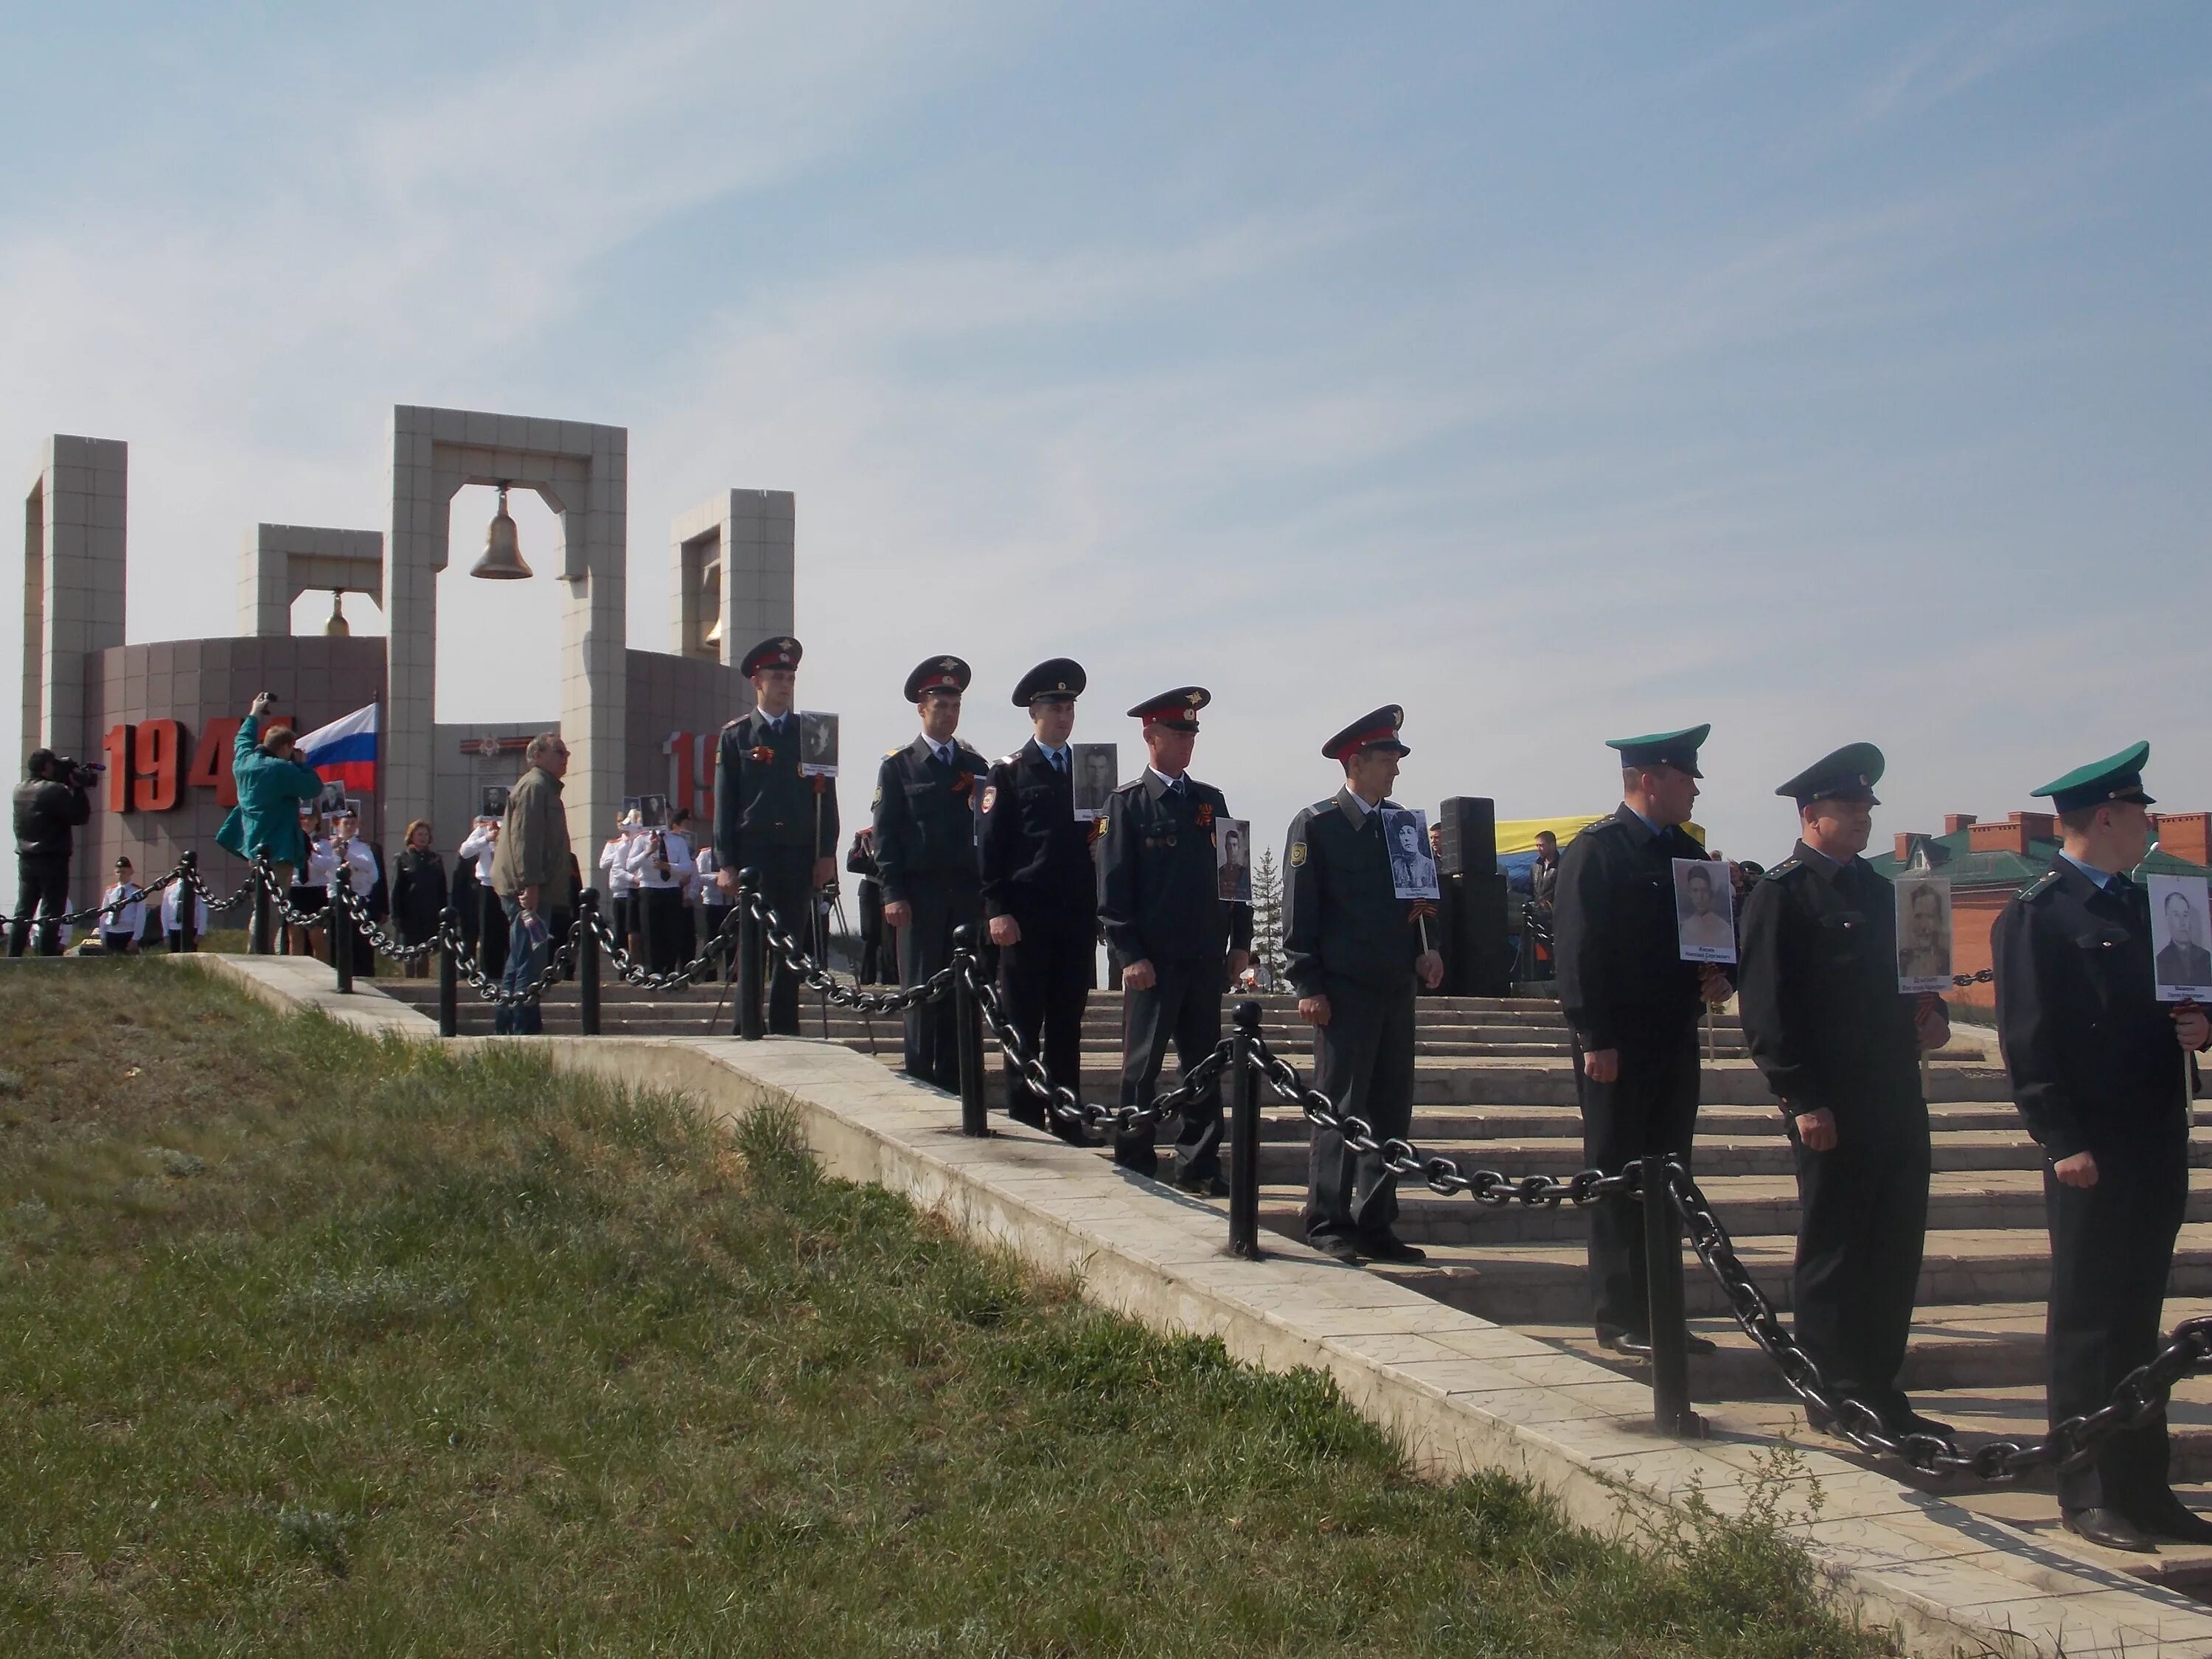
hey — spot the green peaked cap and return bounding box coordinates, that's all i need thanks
[1606,723,1709,778]
[2031,742,2154,814]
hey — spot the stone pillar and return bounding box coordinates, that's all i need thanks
[669,489,795,668]
[21,435,127,766]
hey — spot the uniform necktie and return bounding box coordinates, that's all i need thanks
[1169,777,1185,797]
[1052,750,1067,774]
[935,743,952,768]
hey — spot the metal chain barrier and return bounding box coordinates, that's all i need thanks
[742,888,957,1015]
[585,905,742,994]
[1,862,188,933]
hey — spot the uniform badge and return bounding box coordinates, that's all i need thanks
[981,785,998,813]
[1290,842,1307,868]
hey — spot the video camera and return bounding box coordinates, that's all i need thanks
[44,756,104,790]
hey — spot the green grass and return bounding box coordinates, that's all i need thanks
[0,962,1895,1657]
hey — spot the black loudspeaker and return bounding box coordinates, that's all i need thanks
[1436,796,1497,877]
[1444,872,1511,997]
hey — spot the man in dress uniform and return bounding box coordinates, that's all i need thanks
[1994,742,2212,1551]
[1737,743,1953,1439]
[1098,687,1253,1190]
[978,658,1097,1142]
[714,636,839,1035]
[1554,725,1731,1356]
[874,655,991,1088]
[1282,706,1445,1263]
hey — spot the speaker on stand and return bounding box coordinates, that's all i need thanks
[1433,798,1509,997]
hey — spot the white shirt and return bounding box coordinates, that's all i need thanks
[312,836,380,897]
[458,821,499,869]
[625,829,694,891]
[695,844,724,903]
[161,885,209,935]
[100,883,145,936]
[599,834,637,894]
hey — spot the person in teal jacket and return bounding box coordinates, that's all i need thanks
[215,693,325,886]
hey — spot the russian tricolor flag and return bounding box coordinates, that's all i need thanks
[296,702,379,793]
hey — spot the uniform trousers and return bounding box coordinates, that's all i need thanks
[1575,1022,1700,1338]
[998,907,1091,1144]
[1304,973,1416,1245]
[700,900,734,981]
[8,855,69,956]
[2045,1138,2188,1514]
[1790,1129,1930,1415]
[639,885,686,973]
[478,882,509,979]
[1112,955,1227,1178]
[733,844,816,1037]
[897,876,981,1091]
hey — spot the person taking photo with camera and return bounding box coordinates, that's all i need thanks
[11,748,96,957]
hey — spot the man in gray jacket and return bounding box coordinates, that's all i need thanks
[488,733,572,1034]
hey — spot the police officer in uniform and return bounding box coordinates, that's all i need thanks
[1555,725,1731,1356]
[1994,742,2212,1551]
[1099,687,1253,1190]
[874,655,991,1088]
[1283,707,1444,1263]
[978,658,1096,1142]
[714,636,839,1035]
[1737,743,1953,1437]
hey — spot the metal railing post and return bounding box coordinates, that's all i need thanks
[1228,1001,1264,1259]
[176,852,198,953]
[330,888,353,993]
[437,911,459,1037]
[953,925,989,1136]
[1641,1155,1700,1436]
[249,849,273,955]
[737,870,765,1041]
[577,888,602,1037]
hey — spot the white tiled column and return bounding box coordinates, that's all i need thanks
[240,524,383,638]
[383,408,447,849]
[21,435,127,765]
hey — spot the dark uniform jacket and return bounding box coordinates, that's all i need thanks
[872,736,989,904]
[1994,858,2191,1163]
[13,777,91,859]
[714,709,839,869]
[1099,771,1253,965]
[1737,844,1927,1143]
[978,740,1096,920]
[1281,788,1422,995]
[1554,804,1723,1051]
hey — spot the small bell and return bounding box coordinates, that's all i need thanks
[700,560,723,647]
[470,483,532,580]
[323,590,350,636]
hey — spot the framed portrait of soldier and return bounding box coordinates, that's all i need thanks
[1894,874,1954,993]
[1217,818,1251,903]
[1071,744,1117,821]
[799,711,840,778]
[2149,874,2212,1002]
[639,793,669,830]
[480,784,511,820]
[316,779,348,817]
[1672,858,1736,964]
[1384,808,1440,901]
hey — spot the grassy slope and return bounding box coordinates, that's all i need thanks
[0,962,1891,1657]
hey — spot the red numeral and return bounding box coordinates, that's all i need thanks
[102,723,133,813]
[188,718,243,807]
[133,718,183,812]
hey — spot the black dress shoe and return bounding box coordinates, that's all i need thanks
[2135,1497,2212,1545]
[1310,1234,1364,1264]
[1357,1234,1426,1264]
[1891,1409,1957,1439]
[1682,1332,1718,1357]
[1599,1330,1655,1357]
[2062,1507,2160,1554]
[1173,1172,1231,1198]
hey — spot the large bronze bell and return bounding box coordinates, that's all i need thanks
[323,590,349,636]
[470,483,532,580]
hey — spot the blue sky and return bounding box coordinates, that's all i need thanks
[3,2,2207,876]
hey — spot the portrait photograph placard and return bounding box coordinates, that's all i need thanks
[2150,874,2212,1003]
[1385,807,1440,901]
[638,792,669,829]
[1071,744,1118,821]
[480,784,511,820]
[799,710,840,778]
[1894,874,1954,994]
[316,779,349,818]
[1673,857,1736,964]
[1217,818,1251,903]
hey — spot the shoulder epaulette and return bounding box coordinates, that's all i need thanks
[956,738,981,754]
[1761,858,1804,881]
[721,716,745,731]
[2020,869,2062,903]
[884,746,903,759]
[1306,798,1335,816]
[997,753,1020,769]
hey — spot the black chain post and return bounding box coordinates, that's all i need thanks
[577,887,602,1037]
[437,910,459,1037]
[952,926,988,1136]
[249,848,273,955]
[737,869,765,1041]
[330,888,353,993]
[177,852,198,953]
[1641,1155,1700,1436]
[1228,1001,1263,1259]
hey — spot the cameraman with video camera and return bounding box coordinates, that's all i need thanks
[11,748,96,957]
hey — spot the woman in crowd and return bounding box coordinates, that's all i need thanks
[391,818,448,978]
